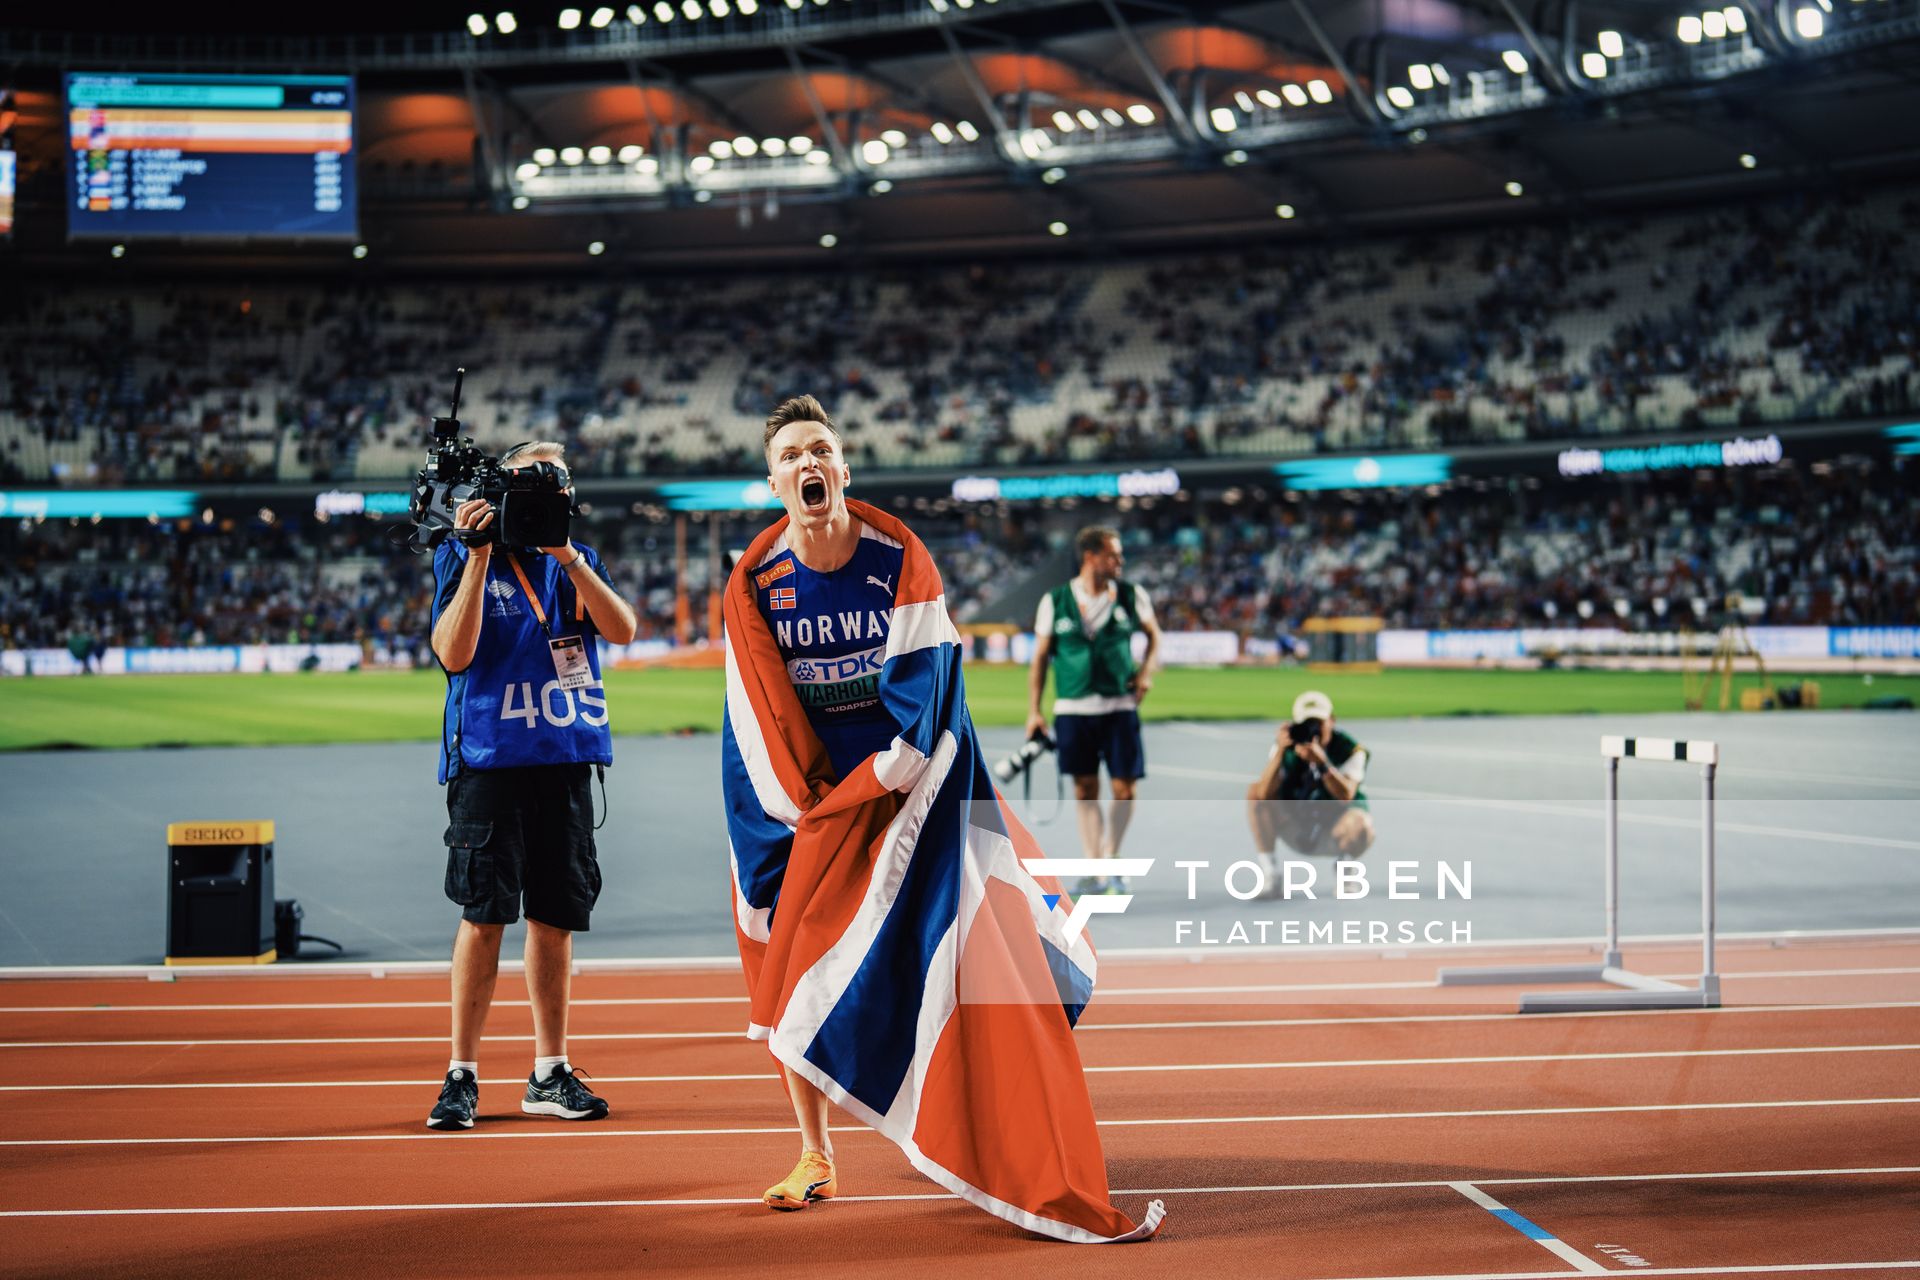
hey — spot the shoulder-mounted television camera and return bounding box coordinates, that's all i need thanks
[407,368,577,550]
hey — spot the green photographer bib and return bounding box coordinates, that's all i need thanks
[1046,579,1142,705]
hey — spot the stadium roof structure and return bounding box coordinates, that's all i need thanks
[5,0,1920,269]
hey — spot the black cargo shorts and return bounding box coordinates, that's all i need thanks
[443,763,602,931]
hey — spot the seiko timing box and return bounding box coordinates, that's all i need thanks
[166,820,277,965]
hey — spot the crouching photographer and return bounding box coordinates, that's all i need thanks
[424,439,638,1132]
[1246,691,1375,894]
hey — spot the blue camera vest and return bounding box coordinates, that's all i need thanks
[432,541,615,782]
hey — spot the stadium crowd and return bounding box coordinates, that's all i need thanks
[0,508,1019,653]
[1123,459,1917,633]
[4,458,1911,658]
[4,183,1915,484]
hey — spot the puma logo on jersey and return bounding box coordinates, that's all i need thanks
[866,574,894,594]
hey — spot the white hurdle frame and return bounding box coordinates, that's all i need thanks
[1436,734,1721,1013]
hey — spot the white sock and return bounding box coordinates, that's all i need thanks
[1259,850,1280,877]
[534,1055,569,1082]
[448,1059,478,1079]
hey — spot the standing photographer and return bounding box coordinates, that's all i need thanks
[424,441,638,1131]
[1247,690,1375,891]
[1025,526,1162,896]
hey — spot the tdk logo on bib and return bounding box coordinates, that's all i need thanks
[785,644,885,713]
[787,648,884,684]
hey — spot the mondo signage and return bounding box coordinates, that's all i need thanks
[1558,434,1784,478]
[949,468,1180,503]
[314,490,409,516]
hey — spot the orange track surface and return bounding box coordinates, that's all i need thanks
[3,935,1918,1280]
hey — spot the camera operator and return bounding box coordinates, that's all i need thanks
[1247,691,1375,893]
[425,441,638,1132]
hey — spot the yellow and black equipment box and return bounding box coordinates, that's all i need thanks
[166,821,277,965]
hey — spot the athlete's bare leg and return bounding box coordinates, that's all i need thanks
[783,1064,834,1157]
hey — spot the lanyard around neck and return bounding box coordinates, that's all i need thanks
[504,552,553,637]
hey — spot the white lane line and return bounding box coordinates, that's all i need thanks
[10,927,1912,983]
[7,1000,1917,1048]
[1,1167,1917,1227]
[1326,1266,1920,1279]
[3,1040,1912,1085]
[1,1168,1915,1206]
[1085,1044,1920,1073]
[1152,764,1920,850]
[6,969,1913,1016]
[1097,1097,1920,1128]
[1077,1000,1920,1032]
[1449,1181,1606,1274]
[1121,1165,1920,1194]
[1095,969,1920,997]
[2,1096,1915,1143]
[0,1032,740,1048]
[0,997,746,1013]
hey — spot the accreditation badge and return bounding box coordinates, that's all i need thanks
[548,635,592,690]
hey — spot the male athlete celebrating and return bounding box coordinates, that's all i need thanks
[718,395,1161,1242]
[737,394,899,1209]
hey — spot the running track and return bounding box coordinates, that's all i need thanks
[3,935,1918,1279]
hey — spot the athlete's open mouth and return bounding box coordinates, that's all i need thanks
[800,477,828,512]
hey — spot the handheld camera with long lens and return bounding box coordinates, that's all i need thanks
[992,728,1055,784]
[408,368,576,549]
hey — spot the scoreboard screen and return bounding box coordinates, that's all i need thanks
[65,72,356,238]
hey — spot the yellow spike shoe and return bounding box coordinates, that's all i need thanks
[763,1151,836,1211]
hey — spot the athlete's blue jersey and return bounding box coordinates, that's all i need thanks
[431,541,616,782]
[751,523,905,779]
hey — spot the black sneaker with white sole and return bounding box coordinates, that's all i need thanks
[427,1068,478,1131]
[522,1066,610,1120]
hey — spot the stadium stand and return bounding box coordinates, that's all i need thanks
[5,184,1916,484]
[1119,457,1918,634]
[5,456,1910,654]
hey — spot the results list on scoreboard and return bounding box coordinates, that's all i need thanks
[66,73,356,238]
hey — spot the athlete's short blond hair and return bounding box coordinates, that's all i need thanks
[762,395,840,459]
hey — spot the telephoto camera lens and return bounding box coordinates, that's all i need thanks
[992,731,1054,783]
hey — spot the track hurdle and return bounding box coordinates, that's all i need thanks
[1436,734,1721,1013]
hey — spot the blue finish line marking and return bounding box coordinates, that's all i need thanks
[1448,1182,1607,1273]
[1490,1207,1555,1241]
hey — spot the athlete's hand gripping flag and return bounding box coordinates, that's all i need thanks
[721,498,1164,1243]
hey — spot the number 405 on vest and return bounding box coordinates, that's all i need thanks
[498,680,609,729]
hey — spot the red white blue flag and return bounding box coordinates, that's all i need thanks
[721,498,1164,1243]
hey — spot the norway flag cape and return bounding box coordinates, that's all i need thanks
[721,499,1163,1244]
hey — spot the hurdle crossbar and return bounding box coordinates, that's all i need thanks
[1436,735,1721,1013]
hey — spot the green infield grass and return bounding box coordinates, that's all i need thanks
[0,665,1912,751]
